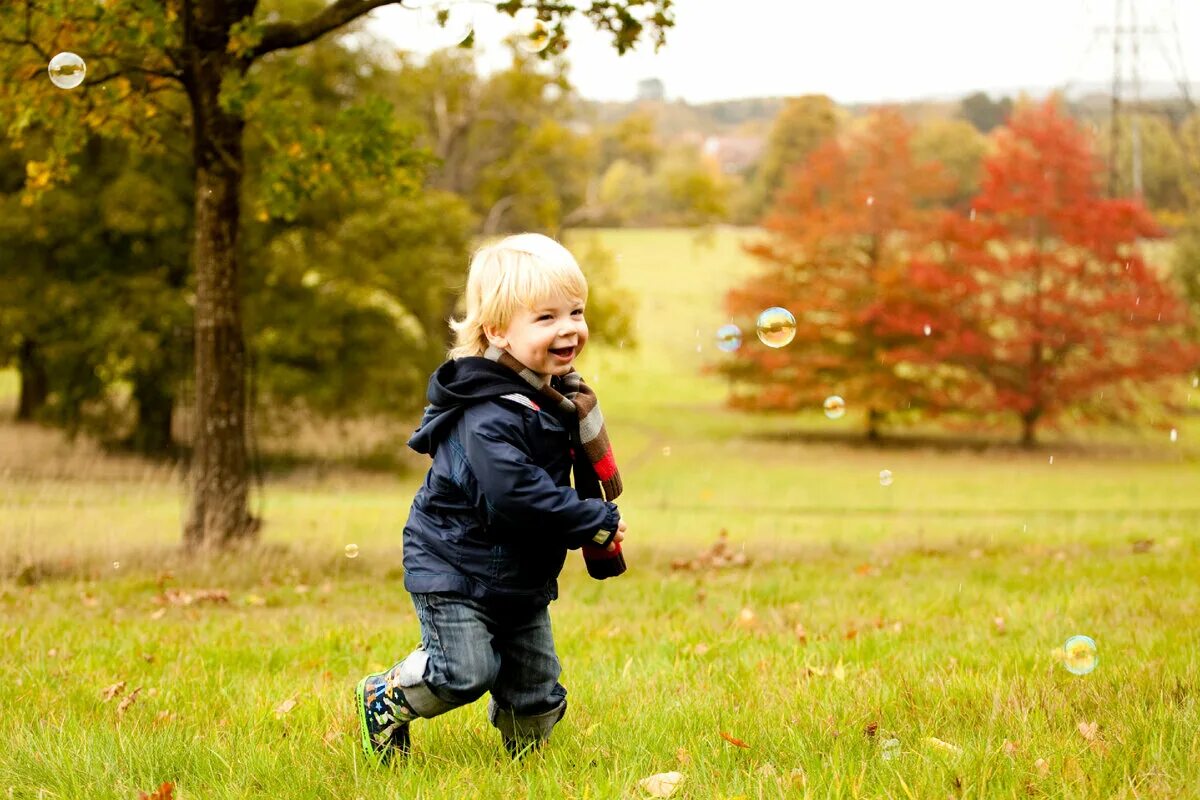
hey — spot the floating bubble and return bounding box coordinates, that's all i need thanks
[1062,635,1098,675]
[344,543,359,559]
[518,18,552,53]
[866,195,875,206]
[112,560,120,570]
[419,2,475,47]
[1048,455,1054,465]
[756,307,796,348]
[880,738,901,761]
[878,469,893,487]
[48,52,86,89]
[715,324,743,353]
[1169,428,1178,443]
[923,324,932,336]
[662,446,672,457]
[823,395,846,420]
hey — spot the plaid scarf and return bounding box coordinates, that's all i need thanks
[485,345,625,579]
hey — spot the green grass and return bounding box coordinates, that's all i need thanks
[2,227,1199,798]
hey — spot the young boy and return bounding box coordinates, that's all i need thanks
[355,233,628,762]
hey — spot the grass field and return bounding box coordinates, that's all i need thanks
[2,227,1198,799]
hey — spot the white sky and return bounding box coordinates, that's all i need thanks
[367,0,1200,104]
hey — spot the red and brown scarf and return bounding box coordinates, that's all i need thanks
[485,345,625,579]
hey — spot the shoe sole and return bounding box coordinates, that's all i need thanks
[355,676,385,764]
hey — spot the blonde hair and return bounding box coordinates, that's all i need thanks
[448,233,589,359]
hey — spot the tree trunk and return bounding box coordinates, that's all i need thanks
[183,47,255,549]
[15,337,48,422]
[866,407,884,442]
[1020,409,1040,448]
[130,371,175,456]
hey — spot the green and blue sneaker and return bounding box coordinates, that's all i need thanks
[355,664,416,762]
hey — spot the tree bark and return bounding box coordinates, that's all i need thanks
[15,337,48,422]
[182,39,255,548]
[1020,409,1040,448]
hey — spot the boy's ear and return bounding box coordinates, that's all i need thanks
[483,324,507,349]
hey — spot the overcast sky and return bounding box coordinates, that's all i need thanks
[368,0,1199,105]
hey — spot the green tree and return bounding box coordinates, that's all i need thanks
[911,118,987,208]
[958,91,1012,133]
[745,94,838,220]
[0,0,673,548]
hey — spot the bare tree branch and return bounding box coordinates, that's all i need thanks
[251,0,403,60]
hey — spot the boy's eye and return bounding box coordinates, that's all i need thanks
[572,309,584,316]
[537,314,553,322]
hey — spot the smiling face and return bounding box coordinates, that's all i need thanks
[485,293,588,378]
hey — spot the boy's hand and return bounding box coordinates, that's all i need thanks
[607,517,627,551]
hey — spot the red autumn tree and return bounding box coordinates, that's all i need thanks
[718,109,958,439]
[945,99,1199,445]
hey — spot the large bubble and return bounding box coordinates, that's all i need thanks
[48,52,86,90]
[756,307,796,348]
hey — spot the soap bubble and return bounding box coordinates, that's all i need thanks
[1062,635,1098,675]
[344,543,360,559]
[112,560,120,570]
[715,324,743,353]
[48,52,86,89]
[880,738,901,761]
[879,469,893,487]
[756,307,796,348]
[1169,428,1178,443]
[923,324,932,336]
[419,2,475,48]
[518,18,551,53]
[823,395,846,420]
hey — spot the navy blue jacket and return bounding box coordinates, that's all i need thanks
[402,357,621,605]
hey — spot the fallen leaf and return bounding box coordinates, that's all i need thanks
[793,622,808,643]
[142,653,156,663]
[1034,758,1050,776]
[80,592,99,607]
[153,710,175,727]
[1131,539,1154,553]
[149,608,166,620]
[923,736,963,755]
[691,643,710,656]
[805,664,826,678]
[101,681,126,701]
[993,616,1007,635]
[117,686,142,716]
[843,627,858,641]
[274,694,299,718]
[675,747,690,765]
[1077,720,1098,741]
[789,768,806,787]
[832,661,847,681]
[1003,739,1020,755]
[720,731,749,748]
[638,771,684,797]
[138,782,174,800]
[863,720,879,738]
[322,727,343,748]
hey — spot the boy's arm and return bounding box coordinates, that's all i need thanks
[463,408,620,549]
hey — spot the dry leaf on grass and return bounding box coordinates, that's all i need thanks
[863,720,879,738]
[832,661,847,681]
[154,710,175,727]
[638,772,684,797]
[117,687,142,716]
[1077,720,1098,741]
[1002,739,1020,755]
[1034,758,1050,776]
[675,747,690,765]
[275,693,300,718]
[101,681,126,701]
[720,731,749,748]
[993,616,1007,635]
[138,782,174,800]
[793,622,808,643]
[80,592,99,608]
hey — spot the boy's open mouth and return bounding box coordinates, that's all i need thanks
[549,346,575,361]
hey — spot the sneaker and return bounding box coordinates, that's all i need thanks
[355,666,414,762]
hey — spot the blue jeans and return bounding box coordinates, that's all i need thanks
[400,592,568,741]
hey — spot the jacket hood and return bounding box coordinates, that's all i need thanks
[407,357,540,455]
